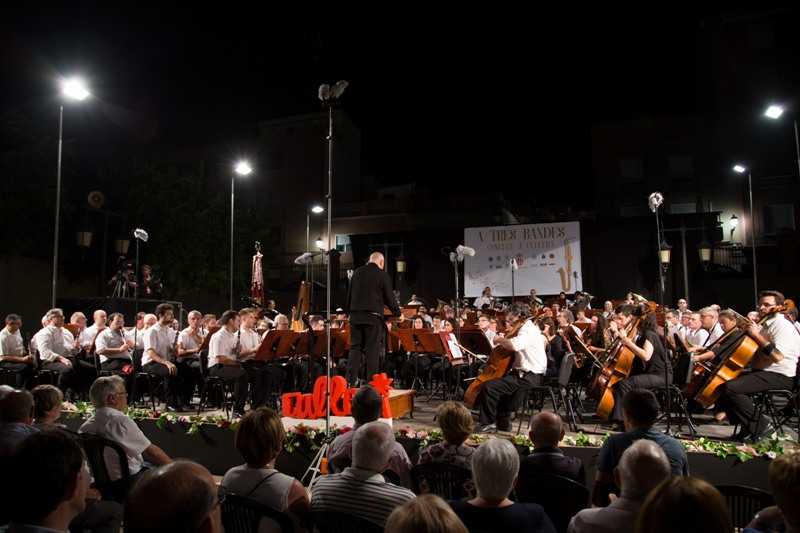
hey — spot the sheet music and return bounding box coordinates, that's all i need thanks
[446,334,464,361]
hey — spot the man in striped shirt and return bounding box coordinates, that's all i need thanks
[311,421,415,528]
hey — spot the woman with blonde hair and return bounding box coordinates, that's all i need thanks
[386,494,468,533]
[417,401,475,470]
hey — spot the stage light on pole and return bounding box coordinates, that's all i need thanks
[234,160,253,176]
[762,102,800,183]
[733,164,747,174]
[731,163,758,308]
[311,205,324,214]
[230,159,253,309]
[61,77,90,101]
[764,104,785,120]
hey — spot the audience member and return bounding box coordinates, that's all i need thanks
[449,438,556,533]
[0,384,14,400]
[124,460,222,533]
[221,408,309,526]
[417,401,475,470]
[79,375,172,481]
[592,389,688,506]
[0,389,37,457]
[385,494,469,533]
[32,384,64,426]
[328,385,413,485]
[519,411,584,483]
[635,476,732,533]
[746,450,800,533]
[312,421,416,528]
[568,439,670,533]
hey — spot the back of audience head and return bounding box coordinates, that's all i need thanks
[8,430,88,527]
[436,401,474,446]
[616,439,670,500]
[352,420,395,473]
[472,438,519,502]
[635,476,732,533]
[0,384,15,401]
[351,385,382,425]
[0,389,34,424]
[622,389,660,429]
[530,411,564,448]
[89,375,127,409]
[235,407,285,468]
[32,384,63,424]
[385,494,468,533]
[769,451,800,531]
[124,460,221,533]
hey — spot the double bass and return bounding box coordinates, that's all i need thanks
[463,317,527,408]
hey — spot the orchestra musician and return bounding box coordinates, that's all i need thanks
[473,287,494,310]
[33,309,79,394]
[0,313,34,388]
[716,291,800,441]
[475,303,547,433]
[687,309,738,365]
[142,303,184,411]
[345,252,402,387]
[297,315,326,392]
[477,314,496,345]
[529,288,543,307]
[685,312,709,348]
[94,312,134,373]
[176,310,205,407]
[208,310,249,416]
[238,308,268,407]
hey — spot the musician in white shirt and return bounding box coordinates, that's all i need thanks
[95,313,134,371]
[0,313,34,387]
[685,313,709,350]
[80,310,108,351]
[124,312,149,351]
[664,309,686,349]
[477,314,496,346]
[175,310,204,407]
[476,303,546,432]
[208,310,248,415]
[33,308,78,392]
[473,287,494,310]
[699,307,724,345]
[143,303,183,411]
[238,308,268,409]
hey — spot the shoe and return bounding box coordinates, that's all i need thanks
[729,429,750,442]
[748,423,777,443]
[475,423,497,433]
[166,405,180,413]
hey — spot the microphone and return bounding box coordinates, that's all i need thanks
[456,245,476,257]
[133,228,149,242]
[510,258,518,270]
[293,252,317,265]
[648,192,664,213]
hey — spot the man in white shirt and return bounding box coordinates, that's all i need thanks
[685,312,709,349]
[238,308,267,408]
[176,310,204,407]
[95,312,134,372]
[473,287,494,310]
[124,312,148,351]
[33,308,79,393]
[476,303,546,432]
[80,310,107,351]
[677,298,689,314]
[0,313,34,387]
[142,304,182,411]
[664,309,685,347]
[718,290,800,441]
[69,312,87,352]
[208,310,249,415]
[477,314,496,346]
[699,306,724,346]
[79,375,172,483]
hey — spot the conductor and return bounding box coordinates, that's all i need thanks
[346,252,402,386]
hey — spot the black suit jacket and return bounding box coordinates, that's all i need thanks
[518,446,585,485]
[346,263,401,321]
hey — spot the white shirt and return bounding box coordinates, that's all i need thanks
[62,328,79,356]
[706,322,724,345]
[95,328,132,363]
[177,327,203,357]
[667,323,686,343]
[473,296,493,309]
[482,328,496,348]
[81,324,105,350]
[79,406,151,478]
[208,327,239,367]
[0,328,25,356]
[510,320,547,374]
[33,325,71,363]
[568,496,640,533]
[239,327,261,355]
[762,314,800,378]
[142,322,176,366]
[685,328,709,348]
[124,327,147,350]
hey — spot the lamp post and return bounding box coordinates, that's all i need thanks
[733,164,758,307]
[763,104,800,181]
[231,160,253,310]
[307,205,324,306]
[52,76,90,308]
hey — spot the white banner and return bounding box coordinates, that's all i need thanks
[464,222,583,297]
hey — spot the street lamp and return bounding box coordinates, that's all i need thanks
[306,204,325,307]
[315,236,325,250]
[698,241,712,269]
[230,159,253,309]
[732,163,758,307]
[52,76,90,307]
[659,241,672,273]
[763,103,800,180]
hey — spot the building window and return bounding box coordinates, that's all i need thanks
[335,234,351,253]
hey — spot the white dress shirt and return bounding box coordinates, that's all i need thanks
[80,324,105,350]
[473,296,493,309]
[239,327,261,355]
[0,328,25,356]
[706,322,724,345]
[95,328,132,363]
[142,322,176,366]
[667,323,686,343]
[510,320,547,374]
[124,327,147,350]
[33,326,71,363]
[762,314,800,378]
[79,406,151,479]
[177,327,203,357]
[482,328,496,348]
[208,327,239,367]
[685,328,709,348]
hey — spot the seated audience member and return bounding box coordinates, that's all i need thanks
[386,494,469,533]
[568,440,670,533]
[519,411,584,483]
[328,385,412,485]
[124,460,222,533]
[0,384,14,400]
[745,451,800,533]
[592,389,688,506]
[79,375,172,481]
[0,389,38,457]
[221,408,309,524]
[635,477,732,533]
[449,438,556,533]
[312,421,416,528]
[418,401,475,470]
[32,384,65,426]
[0,313,34,388]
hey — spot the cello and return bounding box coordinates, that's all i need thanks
[463,317,528,408]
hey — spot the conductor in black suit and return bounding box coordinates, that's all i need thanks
[346,252,402,386]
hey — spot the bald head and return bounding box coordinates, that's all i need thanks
[529,411,564,448]
[124,460,220,533]
[368,252,385,270]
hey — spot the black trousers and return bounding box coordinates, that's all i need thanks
[176,358,202,405]
[347,316,383,386]
[100,358,131,372]
[142,361,181,407]
[0,361,33,388]
[717,370,794,436]
[610,373,669,423]
[478,371,543,426]
[42,360,79,392]
[70,499,123,533]
[243,360,269,408]
[209,364,248,413]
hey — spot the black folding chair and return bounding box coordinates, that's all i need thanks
[79,433,132,503]
[715,484,774,531]
[220,493,294,533]
[411,462,473,500]
[515,472,589,533]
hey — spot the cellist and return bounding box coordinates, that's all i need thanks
[606,304,671,427]
[717,290,800,441]
[475,303,547,433]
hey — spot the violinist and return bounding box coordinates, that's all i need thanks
[717,290,800,441]
[475,303,546,433]
[477,314,496,345]
[542,317,567,378]
[606,304,671,426]
[689,309,738,365]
